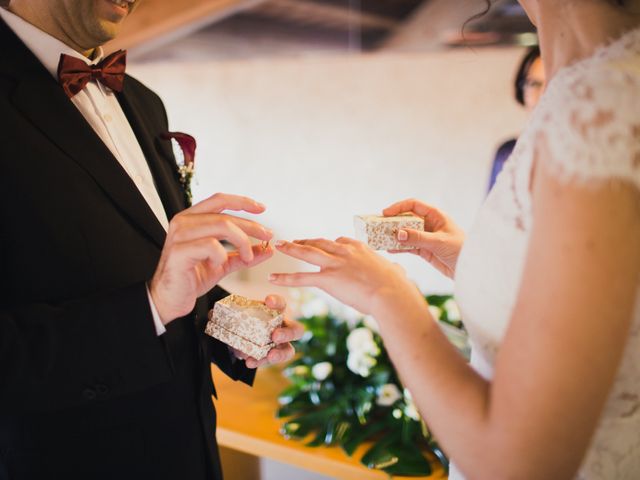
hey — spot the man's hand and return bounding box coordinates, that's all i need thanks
[231,295,304,369]
[149,193,274,325]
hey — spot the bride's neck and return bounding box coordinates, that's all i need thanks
[536,0,640,79]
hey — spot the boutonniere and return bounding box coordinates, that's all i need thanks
[161,131,197,207]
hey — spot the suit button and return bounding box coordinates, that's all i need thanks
[82,388,97,401]
[95,384,109,396]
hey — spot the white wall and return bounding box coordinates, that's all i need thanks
[129,48,527,297]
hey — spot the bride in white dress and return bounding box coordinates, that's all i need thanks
[270,0,640,478]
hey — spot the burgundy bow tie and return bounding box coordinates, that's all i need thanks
[57,50,127,99]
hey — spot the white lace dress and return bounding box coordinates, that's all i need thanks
[451,27,640,479]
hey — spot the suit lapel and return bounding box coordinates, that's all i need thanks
[1,18,167,249]
[10,75,168,250]
[117,81,185,220]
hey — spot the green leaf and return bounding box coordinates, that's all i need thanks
[276,398,313,418]
[281,408,336,439]
[360,435,400,469]
[362,440,432,477]
[278,385,304,406]
[341,421,387,456]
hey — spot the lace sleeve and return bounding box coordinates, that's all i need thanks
[536,60,640,190]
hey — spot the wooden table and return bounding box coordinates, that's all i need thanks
[211,365,447,480]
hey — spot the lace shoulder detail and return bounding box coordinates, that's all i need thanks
[532,28,640,190]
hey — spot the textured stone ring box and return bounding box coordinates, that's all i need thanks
[205,294,284,360]
[354,214,425,251]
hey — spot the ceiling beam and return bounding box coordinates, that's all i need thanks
[253,0,400,32]
[105,0,269,56]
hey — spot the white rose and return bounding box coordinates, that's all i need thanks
[376,383,402,406]
[403,388,421,421]
[346,328,380,357]
[404,402,421,421]
[341,305,364,327]
[443,299,461,321]
[347,352,376,377]
[328,301,363,327]
[311,362,333,381]
[301,298,330,318]
[363,315,380,333]
[428,305,442,320]
[285,365,309,377]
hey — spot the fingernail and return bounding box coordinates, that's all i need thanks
[398,229,408,241]
[275,240,286,248]
[269,274,277,282]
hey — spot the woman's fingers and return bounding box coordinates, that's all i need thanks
[269,271,323,288]
[383,198,436,218]
[275,240,335,267]
[293,238,346,254]
[335,236,359,245]
[388,249,421,256]
[396,229,442,250]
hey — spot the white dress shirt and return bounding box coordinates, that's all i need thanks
[1,7,167,335]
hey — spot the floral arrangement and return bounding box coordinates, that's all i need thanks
[277,292,469,477]
[161,131,196,207]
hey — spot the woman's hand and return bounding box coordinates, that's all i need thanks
[384,199,465,279]
[269,237,425,317]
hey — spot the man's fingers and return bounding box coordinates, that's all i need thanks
[244,357,265,369]
[230,347,248,360]
[170,213,272,244]
[272,318,304,343]
[225,244,274,274]
[266,343,295,364]
[275,240,335,267]
[173,237,228,267]
[243,344,294,369]
[269,272,323,288]
[264,294,287,312]
[383,198,436,218]
[172,215,259,262]
[188,193,266,215]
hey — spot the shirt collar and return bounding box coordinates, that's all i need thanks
[0,7,103,79]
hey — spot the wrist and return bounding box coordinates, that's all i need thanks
[370,283,427,323]
[148,281,175,325]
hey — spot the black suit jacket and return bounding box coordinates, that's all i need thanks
[0,17,254,480]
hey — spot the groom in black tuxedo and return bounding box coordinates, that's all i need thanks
[0,1,302,479]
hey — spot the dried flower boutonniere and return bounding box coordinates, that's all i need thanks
[161,131,197,207]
